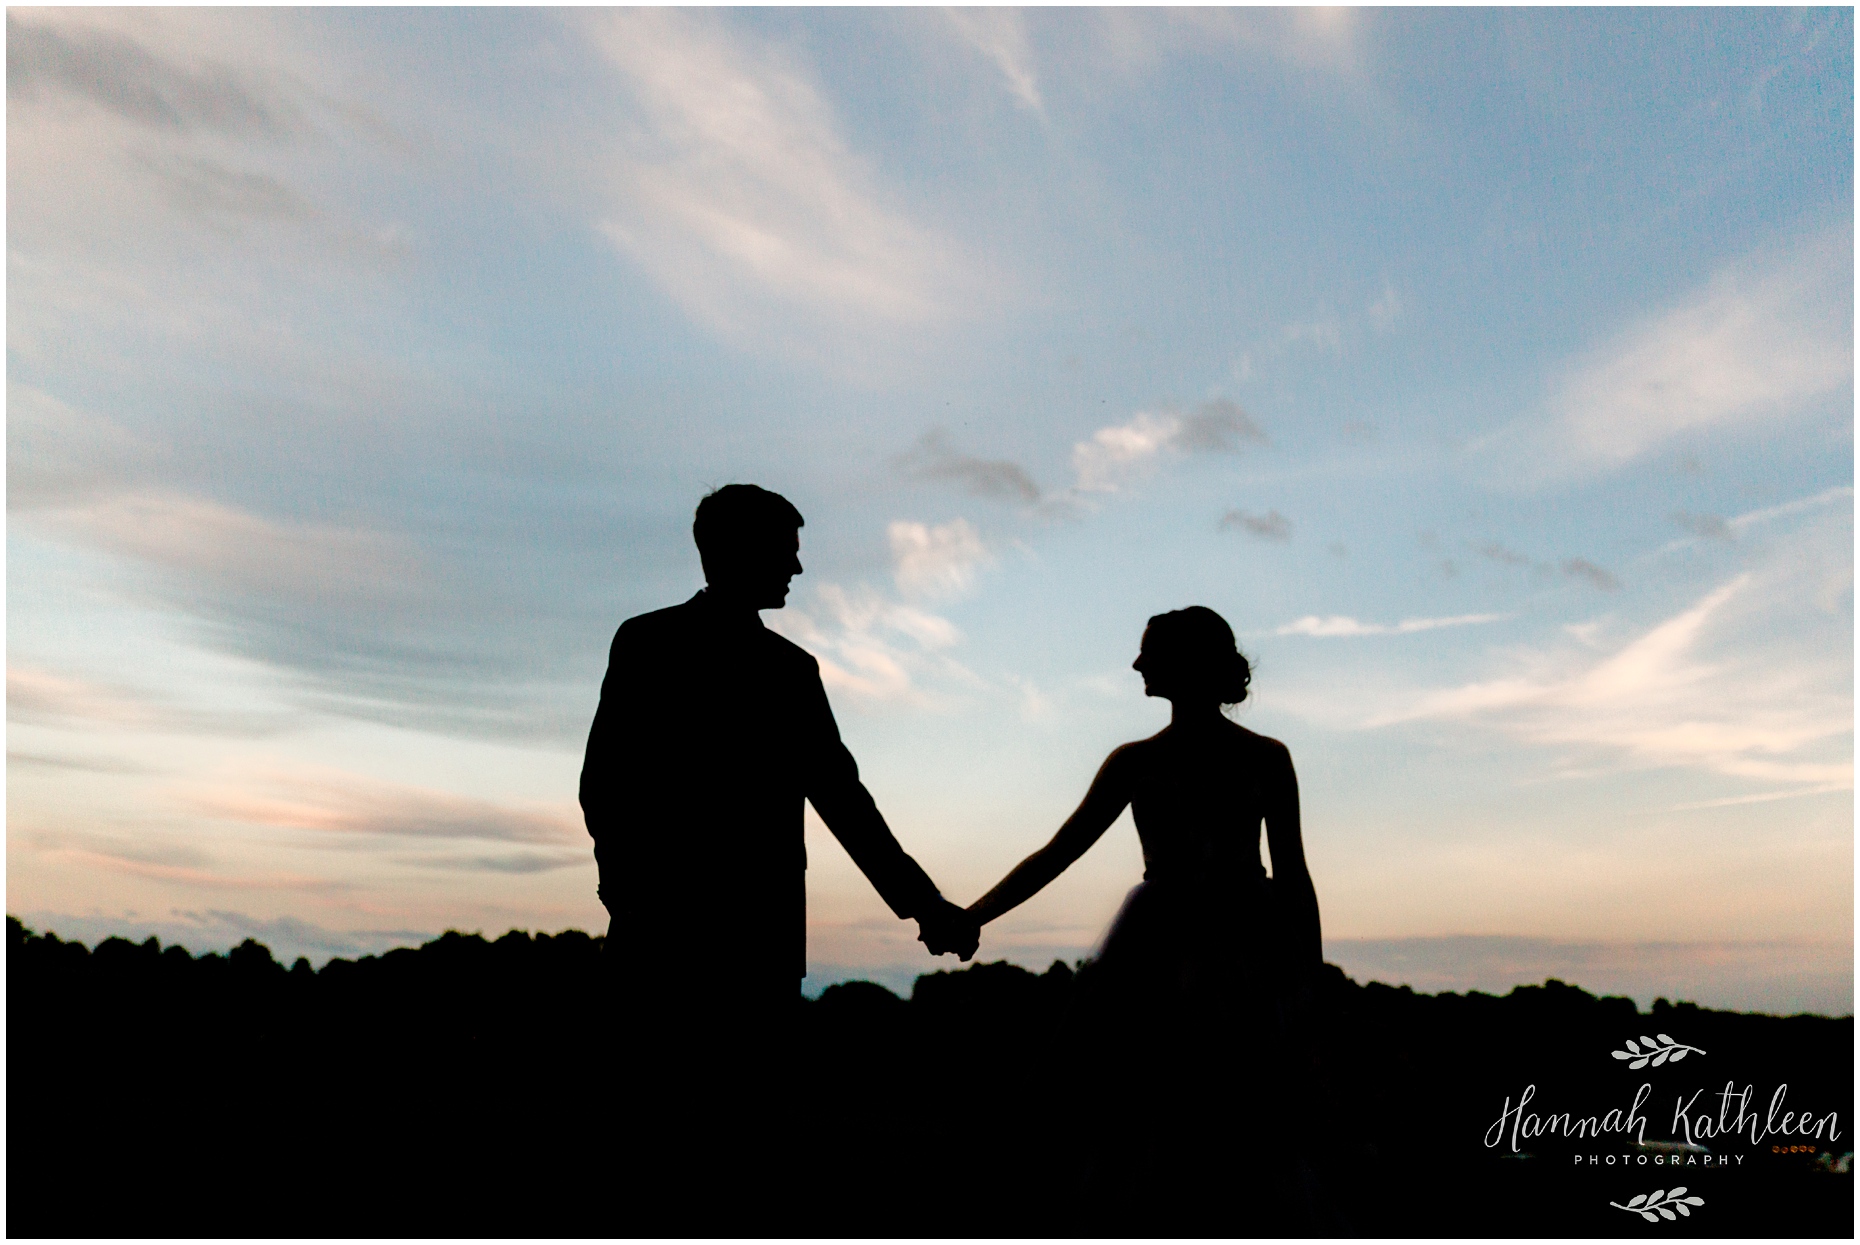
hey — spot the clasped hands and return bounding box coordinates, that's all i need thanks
[915,896,981,961]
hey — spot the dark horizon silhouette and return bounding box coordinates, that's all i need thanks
[8,913,1852,1237]
[9,916,1854,1022]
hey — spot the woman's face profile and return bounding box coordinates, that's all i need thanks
[1132,628,1167,698]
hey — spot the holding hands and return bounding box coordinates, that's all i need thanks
[915,897,981,961]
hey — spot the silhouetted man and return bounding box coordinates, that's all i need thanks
[580,484,979,1017]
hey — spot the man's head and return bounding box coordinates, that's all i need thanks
[693,484,805,609]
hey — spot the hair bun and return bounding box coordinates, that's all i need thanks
[1144,605,1252,706]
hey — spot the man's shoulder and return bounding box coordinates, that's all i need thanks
[756,624,822,676]
[609,599,820,676]
[610,595,706,648]
[618,598,700,635]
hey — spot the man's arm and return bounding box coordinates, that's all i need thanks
[798,663,976,957]
[579,622,637,849]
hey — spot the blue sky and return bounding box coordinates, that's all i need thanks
[7,7,1852,1013]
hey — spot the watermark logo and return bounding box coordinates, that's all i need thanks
[1611,1034,1705,1069]
[1610,1187,1704,1222]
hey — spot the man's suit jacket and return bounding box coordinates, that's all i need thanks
[580,590,942,999]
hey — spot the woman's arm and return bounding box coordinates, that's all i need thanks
[967,748,1135,927]
[1262,741,1323,973]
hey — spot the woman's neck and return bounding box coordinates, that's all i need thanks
[1168,699,1227,729]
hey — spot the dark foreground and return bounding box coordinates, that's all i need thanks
[9,917,1851,1237]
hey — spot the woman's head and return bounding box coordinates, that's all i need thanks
[1133,606,1251,705]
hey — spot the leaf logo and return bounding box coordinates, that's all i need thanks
[1611,1187,1704,1222]
[1611,1033,1704,1068]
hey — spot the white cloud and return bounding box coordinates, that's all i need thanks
[1072,399,1265,493]
[578,9,962,346]
[1073,411,1180,493]
[1549,230,1851,472]
[943,8,1043,114]
[769,583,977,704]
[1728,485,1854,535]
[1277,612,1508,638]
[889,518,990,602]
[1375,572,1852,790]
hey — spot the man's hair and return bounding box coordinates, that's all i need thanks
[693,484,805,576]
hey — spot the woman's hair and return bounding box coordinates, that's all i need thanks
[1143,606,1252,705]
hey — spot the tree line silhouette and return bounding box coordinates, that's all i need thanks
[9,916,1849,1236]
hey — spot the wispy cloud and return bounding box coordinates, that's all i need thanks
[894,430,1042,504]
[40,488,427,610]
[1072,399,1265,493]
[1545,229,1851,473]
[1098,9,1366,79]
[136,152,315,225]
[579,9,962,346]
[8,749,148,774]
[1375,573,1853,789]
[401,851,590,875]
[1282,314,1343,354]
[1659,485,1860,558]
[28,834,347,894]
[1277,612,1508,638]
[1368,279,1403,332]
[1729,485,1854,534]
[7,664,296,737]
[1220,509,1292,541]
[1560,558,1622,592]
[6,12,304,138]
[7,384,163,508]
[1671,512,1733,541]
[943,8,1043,114]
[1477,542,1533,567]
[1470,538,1623,592]
[178,766,582,845]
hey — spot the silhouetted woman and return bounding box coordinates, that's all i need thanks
[966,606,1328,1230]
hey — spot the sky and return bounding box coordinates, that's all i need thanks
[6,7,1853,1014]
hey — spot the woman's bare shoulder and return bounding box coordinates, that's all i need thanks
[1229,723,1295,764]
[1102,729,1167,770]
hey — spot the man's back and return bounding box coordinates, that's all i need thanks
[582,589,943,1004]
[582,591,820,996]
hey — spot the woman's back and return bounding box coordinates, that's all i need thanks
[1121,720,1287,887]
